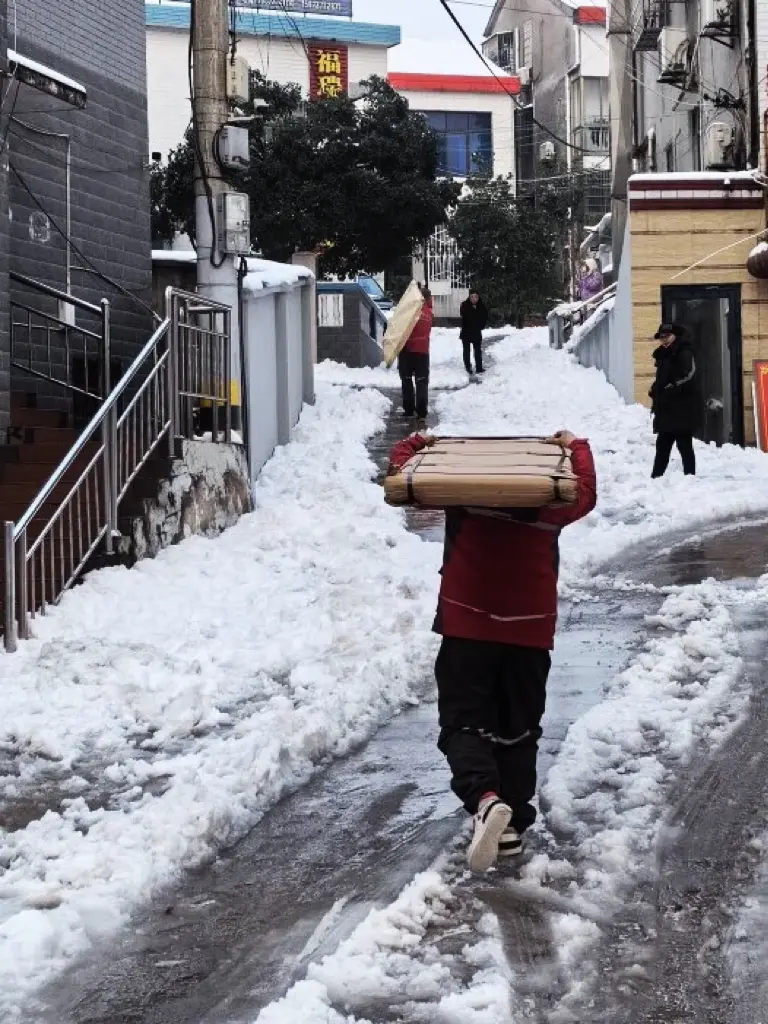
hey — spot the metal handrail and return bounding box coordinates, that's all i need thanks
[10,271,102,315]
[3,285,235,651]
[13,319,171,539]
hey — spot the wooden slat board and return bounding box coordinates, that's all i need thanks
[384,437,578,508]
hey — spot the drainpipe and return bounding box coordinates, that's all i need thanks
[745,0,759,170]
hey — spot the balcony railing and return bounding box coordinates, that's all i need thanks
[573,120,610,154]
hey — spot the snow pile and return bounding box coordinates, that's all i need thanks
[0,383,440,1018]
[256,872,510,1024]
[525,580,745,1010]
[316,327,483,389]
[436,328,768,588]
[543,581,742,880]
[243,257,313,292]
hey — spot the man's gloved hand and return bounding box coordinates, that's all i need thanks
[547,430,577,447]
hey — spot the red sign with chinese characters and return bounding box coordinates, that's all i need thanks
[308,44,349,100]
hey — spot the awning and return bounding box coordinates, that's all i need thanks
[7,49,87,109]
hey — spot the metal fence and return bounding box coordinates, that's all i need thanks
[10,271,111,405]
[3,287,232,652]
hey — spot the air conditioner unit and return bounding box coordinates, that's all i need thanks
[539,141,555,163]
[517,66,531,86]
[657,26,688,83]
[701,0,735,36]
[703,121,735,170]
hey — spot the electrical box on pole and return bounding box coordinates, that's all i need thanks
[227,55,251,104]
[215,192,250,254]
[217,126,250,169]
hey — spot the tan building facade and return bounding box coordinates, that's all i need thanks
[629,173,768,446]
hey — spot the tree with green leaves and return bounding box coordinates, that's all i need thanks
[450,163,587,327]
[152,74,460,279]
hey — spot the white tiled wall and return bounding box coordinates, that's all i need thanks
[147,27,389,160]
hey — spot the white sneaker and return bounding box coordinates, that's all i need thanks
[498,826,523,858]
[467,796,512,873]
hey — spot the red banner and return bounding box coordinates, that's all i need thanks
[754,360,768,450]
[308,44,349,100]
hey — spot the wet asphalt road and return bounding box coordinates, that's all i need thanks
[25,389,768,1024]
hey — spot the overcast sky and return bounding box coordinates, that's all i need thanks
[353,0,489,45]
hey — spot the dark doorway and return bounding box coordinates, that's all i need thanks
[661,284,743,446]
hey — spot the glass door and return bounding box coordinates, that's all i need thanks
[661,284,743,446]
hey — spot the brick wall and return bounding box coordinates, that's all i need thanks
[0,0,9,432]
[7,0,152,410]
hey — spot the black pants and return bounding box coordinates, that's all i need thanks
[435,636,551,834]
[652,431,695,478]
[398,351,430,418]
[462,338,483,374]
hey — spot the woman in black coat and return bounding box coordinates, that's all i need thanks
[460,291,489,375]
[649,323,701,478]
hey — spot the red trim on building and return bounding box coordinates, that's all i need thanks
[631,199,763,211]
[574,6,607,25]
[387,72,520,95]
[630,177,763,193]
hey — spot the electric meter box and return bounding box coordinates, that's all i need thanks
[215,192,250,255]
[227,56,251,104]
[218,126,250,169]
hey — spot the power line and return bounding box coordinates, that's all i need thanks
[8,159,161,322]
[435,0,606,155]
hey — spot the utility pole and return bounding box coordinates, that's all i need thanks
[192,0,243,431]
[607,0,634,277]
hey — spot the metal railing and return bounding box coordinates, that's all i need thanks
[3,287,232,652]
[10,271,111,404]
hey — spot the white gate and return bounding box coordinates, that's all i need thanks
[426,225,468,319]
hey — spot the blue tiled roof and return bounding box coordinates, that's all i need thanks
[145,4,401,47]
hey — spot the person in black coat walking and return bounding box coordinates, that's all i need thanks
[460,291,489,375]
[649,323,701,478]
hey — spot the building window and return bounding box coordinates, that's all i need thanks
[570,76,610,153]
[497,32,516,72]
[420,111,493,177]
[665,140,675,172]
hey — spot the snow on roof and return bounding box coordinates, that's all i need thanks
[8,49,86,99]
[152,249,197,263]
[243,257,313,292]
[630,171,763,185]
[152,252,314,291]
[389,37,500,78]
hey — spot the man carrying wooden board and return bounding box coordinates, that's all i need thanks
[388,430,598,872]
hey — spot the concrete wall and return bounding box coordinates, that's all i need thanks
[243,279,315,482]
[568,224,634,404]
[635,2,745,173]
[8,0,152,409]
[483,0,573,171]
[147,26,390,159]
[629,178,768,443]
[316,290,384,368]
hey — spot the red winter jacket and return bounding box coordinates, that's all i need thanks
[388,435,597,650]
[402,299,433,356]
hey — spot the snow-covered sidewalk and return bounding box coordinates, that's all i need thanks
[0,384,442,1020]
[254,328,768,1022]
[5,326,768,1020]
